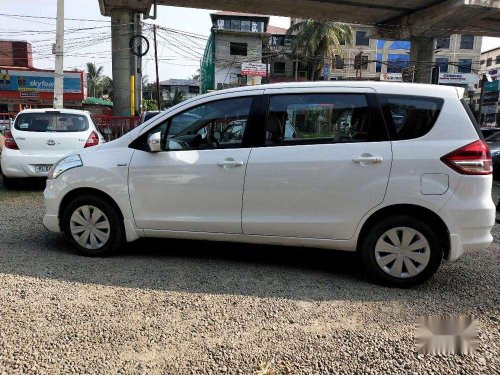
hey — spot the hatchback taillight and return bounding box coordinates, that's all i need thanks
[441,140,492,175]
[4,130,19,150]
[84,131,99,148]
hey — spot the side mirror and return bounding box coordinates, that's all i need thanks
[147,132,162,153]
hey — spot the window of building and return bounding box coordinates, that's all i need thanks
[480,60,485,65]
[334,56,344,69]
[361,55,369,70]
[435,37,450,50]
[241,20,251,32]
[496,55,500,64]
[487,58,493,67]
[230,19,241,31]
[435,57,449,73]
[265,94,388,145]
[230,42,248,56]
[460,35,474,50]
[378,95,444,140]
[273,62,286,74]
[458,59,472,73]
[355,31,370,46]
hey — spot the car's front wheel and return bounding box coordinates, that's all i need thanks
[360,216,443,287]
[62,195,124,256]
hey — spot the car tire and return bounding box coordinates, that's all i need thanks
[62,195,124,257]
[360,215,443,287]
[2,175,20,189]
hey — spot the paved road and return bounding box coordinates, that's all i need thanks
[0,177,498,374]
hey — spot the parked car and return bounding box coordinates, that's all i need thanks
[43,82,495,287]
[480,127,500,139]
[1,109,105,188]
[139,111,160,124]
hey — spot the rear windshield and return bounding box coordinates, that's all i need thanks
[378,94,444,140]
[14,112,89,132]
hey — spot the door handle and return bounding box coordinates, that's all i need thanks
[217,159,244,168]
[352,155,383,164]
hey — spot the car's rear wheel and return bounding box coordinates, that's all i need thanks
[62,195,124,256]
[2,175,20,189]
[360,216,443,287]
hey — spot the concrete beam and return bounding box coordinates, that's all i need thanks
[409,37,434,84]
[376,0,500,39]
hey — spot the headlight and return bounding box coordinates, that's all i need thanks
[48,154,83,179]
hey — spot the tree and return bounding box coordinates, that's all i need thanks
[86,62,104,98]
[190,68,201,81]
[100,76,113,101]
[287,20,353,80]
[164,88,185,108]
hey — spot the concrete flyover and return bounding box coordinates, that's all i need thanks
[98,0,500,115]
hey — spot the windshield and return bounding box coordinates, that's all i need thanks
[14,112,89,132]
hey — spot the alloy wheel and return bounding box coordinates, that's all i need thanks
[374,227,431,279]
[69,205,111,250]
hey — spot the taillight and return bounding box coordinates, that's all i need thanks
[4,130,18,150]
[441,140,492,175]
[84,131,99,148]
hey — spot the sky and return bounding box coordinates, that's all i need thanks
[1,0,500,84]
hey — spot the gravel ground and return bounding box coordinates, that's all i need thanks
[0,177,499,375]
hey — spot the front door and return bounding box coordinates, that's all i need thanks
[128,95,257,234]
[242,89,392,240]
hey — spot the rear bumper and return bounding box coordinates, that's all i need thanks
[439,175,495,261]
[1,149,63,178]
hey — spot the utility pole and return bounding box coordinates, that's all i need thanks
[477,74,487,125]
[53,0,64,109]
[153,24,161,110]
[294,55,299,82]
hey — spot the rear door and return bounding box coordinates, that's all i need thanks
[242,87,392,240]
[12,111,90,156]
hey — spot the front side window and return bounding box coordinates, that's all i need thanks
[379,95,444,140]
[460,35,474,49]
[151,97,253,151]
[265,94,387,145]
[435,36,450,50]
[14,112,89,132]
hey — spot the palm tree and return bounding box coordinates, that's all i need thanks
[86,62,104,98]
[164,88,185,108]
[287,20,353,80]
[101,76,113,101]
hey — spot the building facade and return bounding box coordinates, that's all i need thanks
[159,79,200,102]
[477,47,500,126]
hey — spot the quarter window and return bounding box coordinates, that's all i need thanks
[378,95,444,140]
[265,94,388,145]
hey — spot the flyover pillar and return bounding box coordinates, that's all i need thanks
[110,8,141,116]
[409,37,434,84]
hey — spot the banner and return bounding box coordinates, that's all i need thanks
[0,69,82,94]
[241,63,269,77]
[438,73,479,85]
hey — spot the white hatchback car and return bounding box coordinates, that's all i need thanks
[43,82,495,286]
[1,108,104,188]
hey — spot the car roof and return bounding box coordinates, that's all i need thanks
[17,108,91,115]
[203,81,462,99]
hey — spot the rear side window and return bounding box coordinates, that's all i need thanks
[378,95,444,140]
[265,93,388,145]
[14,113,89,132]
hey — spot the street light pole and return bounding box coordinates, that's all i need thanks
[53,0,64,109]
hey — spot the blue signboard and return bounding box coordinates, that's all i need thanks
[0,69,82,93]
[323,64,330,80]
[484,80,500,93]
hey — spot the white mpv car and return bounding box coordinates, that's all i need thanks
[1,109,104,188]
[43,82,495,287]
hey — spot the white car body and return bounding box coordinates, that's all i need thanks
[43,82,495,285]
[1,108,104,178]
